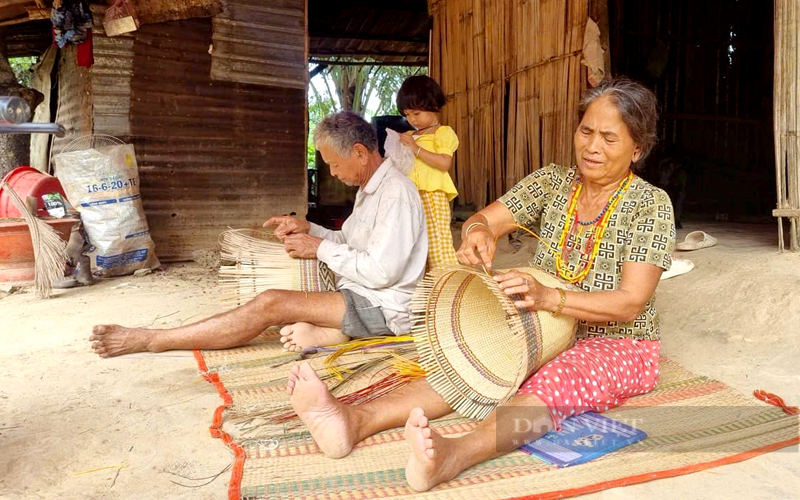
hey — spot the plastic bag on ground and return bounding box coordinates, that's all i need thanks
[54,144,160,276]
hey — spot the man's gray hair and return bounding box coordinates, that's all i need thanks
[313,111,378,156]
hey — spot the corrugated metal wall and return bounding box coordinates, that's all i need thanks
[92,19,134,137]
[210,0,306,89]
[129,18,306,260]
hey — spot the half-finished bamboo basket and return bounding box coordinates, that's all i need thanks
[411,266,578,419]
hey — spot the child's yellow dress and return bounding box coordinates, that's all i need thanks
[407,125,459,269]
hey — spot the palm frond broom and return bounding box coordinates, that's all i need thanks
[0,181,67,298]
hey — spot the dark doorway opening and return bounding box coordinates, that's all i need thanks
[609,0,775,225]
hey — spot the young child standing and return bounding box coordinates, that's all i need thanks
[396,75,460,269]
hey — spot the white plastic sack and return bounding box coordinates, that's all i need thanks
[384,129,416,175]
[55,144,160,276]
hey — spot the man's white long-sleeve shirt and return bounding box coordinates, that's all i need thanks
[309,158,428,334]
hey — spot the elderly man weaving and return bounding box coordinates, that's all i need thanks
[90,112,428,357]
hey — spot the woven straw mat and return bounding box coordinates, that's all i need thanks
[197,338,799,500]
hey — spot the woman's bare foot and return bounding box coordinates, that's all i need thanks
[287,362,358,458]
[90,325,157,358]
[280,322,349,352]
[404,407,462,492]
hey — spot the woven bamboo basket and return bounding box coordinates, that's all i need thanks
[218,228,336,304]
[411,266,578,419]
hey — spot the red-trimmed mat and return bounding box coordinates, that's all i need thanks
[195,343,799,500]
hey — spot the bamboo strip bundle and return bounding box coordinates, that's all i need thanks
[774,0,800,251]
[228,342,420,431]
[218,228,336,305]
[0,181,67,299]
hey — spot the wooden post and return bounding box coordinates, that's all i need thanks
[774,0,800,251]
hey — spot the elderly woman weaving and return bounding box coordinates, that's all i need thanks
[287,78,676,491]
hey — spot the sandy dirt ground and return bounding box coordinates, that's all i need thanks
[1,221,799,499]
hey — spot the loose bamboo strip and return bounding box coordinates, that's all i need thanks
[793,0,800,250]
[790,0,798,249]
[788,0,794,249]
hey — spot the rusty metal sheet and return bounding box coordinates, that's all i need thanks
[131,0,223,25]
[130,18,306,261]
[210,0,306,89]
[92,8,134,137]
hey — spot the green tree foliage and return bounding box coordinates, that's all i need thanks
[9,56,37,88]
[369,65,428,116]
[307,85,337,169]
[307,63,426,167]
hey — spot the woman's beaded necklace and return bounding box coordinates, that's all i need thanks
[556,172,634,284]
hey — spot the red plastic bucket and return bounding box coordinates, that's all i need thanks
[0,166,69,218]
[0,217,78,282]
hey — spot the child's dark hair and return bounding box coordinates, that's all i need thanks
[396,75,447,113]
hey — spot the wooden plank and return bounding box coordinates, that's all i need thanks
[25,5,46,18]
[0,14,33,26]
[773,209,800,218]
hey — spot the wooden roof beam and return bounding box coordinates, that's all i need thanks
[310,33,426,45]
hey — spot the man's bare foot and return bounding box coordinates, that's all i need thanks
[287,362,358,458]
[404,407,462,492]
[90,325,157,358]
[280,322,349,352]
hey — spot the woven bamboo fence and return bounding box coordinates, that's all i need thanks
[428,0,589,208]
[774,0,800,251]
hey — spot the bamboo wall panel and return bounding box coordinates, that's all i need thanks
[774,0,800,251]
[429,0,588,208]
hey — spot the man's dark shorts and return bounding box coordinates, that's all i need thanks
[340,289,392,338]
